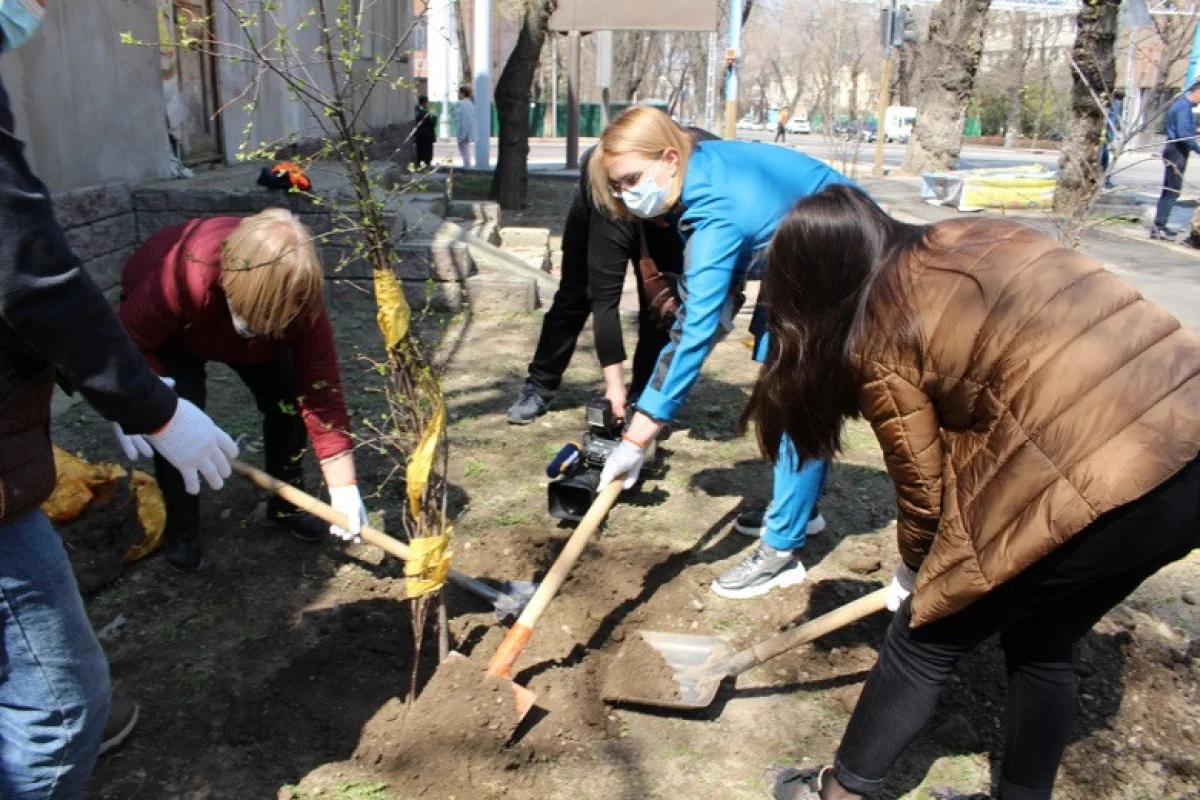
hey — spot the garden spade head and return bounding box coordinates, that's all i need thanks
[603,588,888,711]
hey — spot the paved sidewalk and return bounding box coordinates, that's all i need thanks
[862,177,1200,331]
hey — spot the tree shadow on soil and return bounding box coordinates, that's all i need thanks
[688,460,895,571]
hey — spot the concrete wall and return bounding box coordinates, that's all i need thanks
[215,0,415,164]
[2,0,170,193]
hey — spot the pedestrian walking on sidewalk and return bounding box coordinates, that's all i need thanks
[753,186,1200,800]
[774,108,790,144]
[1151,82,1200,240]
[454,85,475,168]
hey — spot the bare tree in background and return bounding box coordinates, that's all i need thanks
[491,0,558,209]
[901,0,993,173]
[1053,0,1120,229]
[1004,11,1030,148]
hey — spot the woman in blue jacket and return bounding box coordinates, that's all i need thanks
[594,105,853,598]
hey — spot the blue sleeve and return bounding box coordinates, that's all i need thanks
[636,220,742,422]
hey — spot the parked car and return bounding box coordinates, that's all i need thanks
[736,117,758,131]
[860,120,879,143]
[785,117,811,134]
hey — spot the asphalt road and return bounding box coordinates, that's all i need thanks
[435,132,1200,196]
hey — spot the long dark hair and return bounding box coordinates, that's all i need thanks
[741,184,928,463]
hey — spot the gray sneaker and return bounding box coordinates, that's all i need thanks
[711,542,806,599]
[507,383,548,424]
[734,506,826,538]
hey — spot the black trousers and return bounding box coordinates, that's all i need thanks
[525,257,670,402]
[154,347,309,538]
[414,138,434,169]
[833,455,1200,800]
[1154,146,1188,228]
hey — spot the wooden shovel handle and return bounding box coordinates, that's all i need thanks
[487,479,624,678]
[231,459,412,562]
[714,587,889,678]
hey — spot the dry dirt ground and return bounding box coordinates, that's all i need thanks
[52,178,1200,800]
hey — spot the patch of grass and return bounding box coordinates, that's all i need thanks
[281,781,393,800]
[496,510,529,526]
[464,458,486,479]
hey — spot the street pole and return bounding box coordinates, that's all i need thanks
[724,0,743,140]
[873,0,896,178]
[473,0,491,168]
[550,33,558,139]
[567,30,581,168]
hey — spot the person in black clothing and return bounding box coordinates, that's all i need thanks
[507,128,718,423]
[0,60,236,795]
[413,95,437,169]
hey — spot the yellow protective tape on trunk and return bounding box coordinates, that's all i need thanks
[124,470,167,562]
[373,268,411,352]
[404,532,451,598]
[406,400,445,518]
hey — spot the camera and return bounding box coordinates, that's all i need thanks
[545,398,626,521]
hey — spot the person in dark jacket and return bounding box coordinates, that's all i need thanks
[118,210,369,573]
[751,186,1199,800]
[0,51,236,800]
[413,94,437,169]
[1151,82,1200,239]
[506,127,718,425]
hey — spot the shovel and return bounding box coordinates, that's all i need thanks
[486,479,625,698]
[603,586,888,710]
[231,460,538,619]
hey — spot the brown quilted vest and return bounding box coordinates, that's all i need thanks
[857,219,1200,626]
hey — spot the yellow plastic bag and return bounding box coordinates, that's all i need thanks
[42,447,126,523]
[41,447,167,562]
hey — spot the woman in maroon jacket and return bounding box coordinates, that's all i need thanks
[117,209,367,572]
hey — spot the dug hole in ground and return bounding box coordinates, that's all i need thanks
[58,176,1200,799]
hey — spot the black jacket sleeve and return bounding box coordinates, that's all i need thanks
[0,73,176,434]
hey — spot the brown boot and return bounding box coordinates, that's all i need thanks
[98,692,139,756]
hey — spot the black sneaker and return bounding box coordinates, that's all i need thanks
[1150,225,1179,240]
[711,542,806,599]
[734,506,826,538]
[163,533,203,573]
[267,498,325,542]
[99,693,139,757]
[506,382,549,424]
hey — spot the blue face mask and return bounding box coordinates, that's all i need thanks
[620,159,670,219]
[0,0,45,52]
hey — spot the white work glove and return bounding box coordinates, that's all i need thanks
[146,398,239,494]
[112,376,176,460]
[112,422,153,460]
[597,438,645,491]
[329,484,367,540]
[887,564,916,612]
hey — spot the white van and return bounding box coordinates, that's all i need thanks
[884,106,916,143]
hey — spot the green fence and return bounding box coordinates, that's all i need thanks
[429,101,660,138]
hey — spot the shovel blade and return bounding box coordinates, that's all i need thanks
[491,580,539,619]
[603,630,732,710]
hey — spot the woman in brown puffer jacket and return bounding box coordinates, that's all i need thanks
[749,185,1200,800]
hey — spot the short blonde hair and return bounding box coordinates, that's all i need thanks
[220,208,325,338]
[588,105,694,219]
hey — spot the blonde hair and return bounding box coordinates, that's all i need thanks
[220,208,325,338]
[588,105,694,219]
